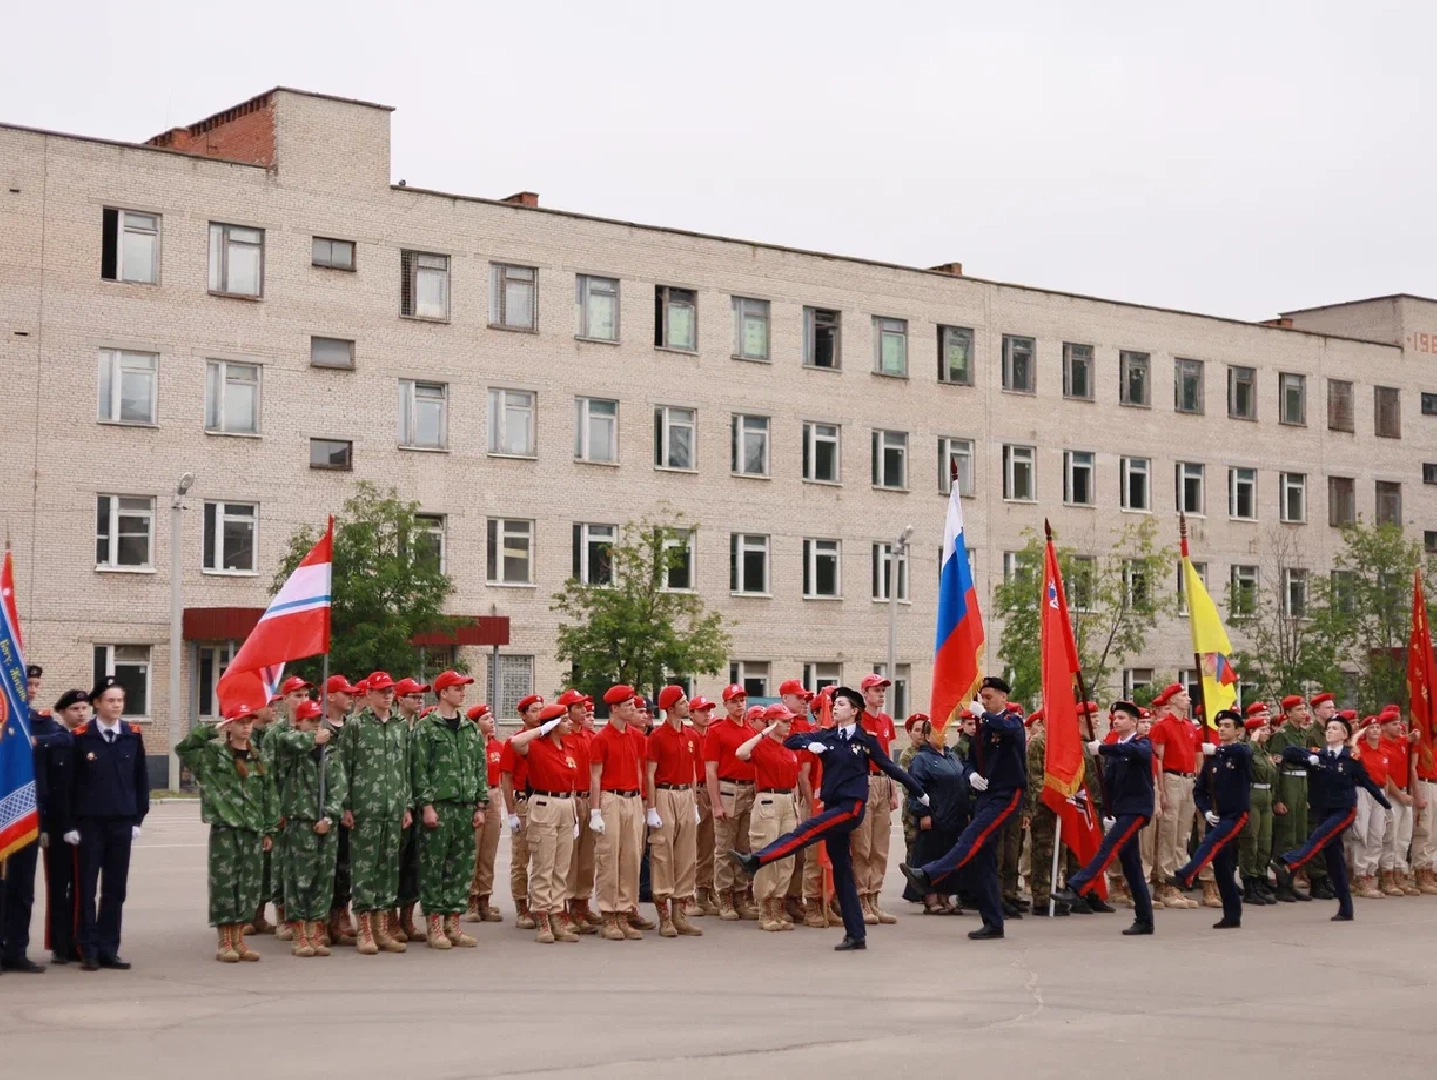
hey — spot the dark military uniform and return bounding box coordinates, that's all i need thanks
[1176,741,1252,925]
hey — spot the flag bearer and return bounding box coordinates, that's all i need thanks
[272,699,345,958]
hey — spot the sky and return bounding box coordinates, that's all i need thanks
[3,0,1433,321]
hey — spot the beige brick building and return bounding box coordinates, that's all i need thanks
[2,88,1433,782]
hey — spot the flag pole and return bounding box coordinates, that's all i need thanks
[1179,513,1217,814]
[318,651,330,813]
[1048,816,1063,917]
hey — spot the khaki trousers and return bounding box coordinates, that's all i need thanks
[1413,781,1437,870]
[695,785,715,891]
[849,775,892,895]
[1155,773,1197,879]
[713,781,755,894]
[749,792,799,901]
[1381,800,1415,872]
[1352,789,1387,876]
[566,794,597,901]
[525,796,576,914]
[595,793,644,913]
[649,787,698,901]
[509,800,531,907]
[470,799,503,898]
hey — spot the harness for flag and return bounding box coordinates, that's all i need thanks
[929,464,985,733]
[217,518,332,716]
[1409,569,1436,775]
[1180,525,1238,727]
[0,550,39,860]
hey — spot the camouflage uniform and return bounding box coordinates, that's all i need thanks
[1240,734,1277,882]
[397,713,424,909]
[339,708,413,914]
[177,725,279,927]
[1268,724,1312,873]
[272,724,348,921]
[1025,732,1061,907]
[412,711,488,915]
[256,718,290,912]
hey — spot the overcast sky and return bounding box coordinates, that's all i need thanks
[4,1,1432,320]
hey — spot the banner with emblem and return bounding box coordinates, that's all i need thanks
[1409,569,1435,775]
[0,550,39,861]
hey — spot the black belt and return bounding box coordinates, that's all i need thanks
[655,783,690,790]
[759,787,794,794]
[603,788,641,797]
[514,792,530,801]
[529,790,574,799]
[720,779,755,786]
[1164,770,1195,778]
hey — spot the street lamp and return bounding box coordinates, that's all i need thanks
[886,524,913,716]
[168,472,194,791]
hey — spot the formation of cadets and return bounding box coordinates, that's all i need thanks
[2,663,1433,970]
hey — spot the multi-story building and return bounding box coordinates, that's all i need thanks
[2,87,1432,783]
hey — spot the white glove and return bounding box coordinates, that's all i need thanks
[806,741,826,755]
[918,793,931,807]
[537,718,562,736]
[63,830,80,846]
[589,808,606,835]
[1086,740,1102,754]
[131,825,142,841]
[970,774,989,792]
[1205,811,1220,827]
[573,822,580,839]
[1102,816,1116,831]
[1202,743,1218,756]
[645,808,662,829]
[695,805,703,825]
[507,814,521,835]
[39,832,49,849]
[1308,754,1321,766]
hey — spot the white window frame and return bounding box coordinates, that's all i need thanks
[873,317,908,377]
[202,500,258,575]
[1280,372,1307,426]
[661,529,696,592]
[1229,467,1258,521]
[311,237,355,270]
[574,522,617,586]
[1119,350,1150,407]
[728,661,771,699]
[1230,564,1259,617]
[487,388,536,457]
[1120,456,1150,512]
[309,437,353,471]
[204,359,262,435]
[1124,560,1150,608]
[1284,567,1309,616]
[1177,560,1207,616]
[730,533,770,595]
[1123,667,1154,699]
[487,518,534,585]
[1227,365,1257,420]
[656,285,697,351]
[940,437,975,497]
[1003,444,1036,502]
[732,414,770,477]
[574,397,618,464]
[938,325,974,386]
[803,421,841,484]
[95,495,155,571]
[415,514,446,572]
[576,274,619,341]
[802,538,842,599]
[803,307,841,369]
[107,209,160,284]
[1063,343,1094,401]
[1063,450,1096,506]
[871,542,910,602]
[94,644,152,720]
[872,429,909,490]
[802,662,842,693]
[1280,472,1307,523]
[654,405,696,471]
[207,222,264,297]
[1002,335,1036,393]
[1176,461,1205,516]
[97,349,157,425]
[1175,358,1205,414]
[401,251,451,321]
[399,379,449,450]
[489,263,538,331]
[732,297,771,361]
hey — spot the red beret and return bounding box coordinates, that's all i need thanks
[466,704,491,721]
[1243,717,1266,731]
[1138,707,1152,719]
[1077,701,1099,716]
[1309,692,1334,707]
[904,712,930,731]
[517,694,544,713]
[538,703,566,721]
[602,685,635,706]
[1280,695,1304,710]
[958,707,976,721]
[1152,683,1185,707]
[1380,705,1402,718]
[556,689,591,708]
[1245,701,1269,717]
[657,685,686,710]
[689,696,715,712]
[1024,708,1044,728]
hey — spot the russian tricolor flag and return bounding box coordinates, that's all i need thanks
[929,482,984,732]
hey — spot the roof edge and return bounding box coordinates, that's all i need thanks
[1281,292,1437,316]
[0,120,270,169]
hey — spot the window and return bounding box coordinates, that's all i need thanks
[1230,564,1259,617]
[1002,550,1037,584]
[412,515,445,571]
[731,415,770,476]
[1177,561,1207,616]
[872,317,908,376]
[204,360,261,434]
[400,251,450,320]
[311,237,355,270]
[1175,358,1204,414]
[487,388,534,456]
[1123,667,1154,699]
[872,543,909,601]
[804,307,841,369]
[939,437,974,497]
[653,406,695,470]
[655,286,697,351]
[1331,570,1357,614]
[1002,335,1035,393]
[1425,464,1437,486]
[310,336,355,370]
[1280,373,1307,425]
[803,538,841,598]
[576,275,619,341]
[871,430,908,489]
[486,653,534,720]
[1423,392,1437,416]
[400,380,448,450]
[203,501,257,573]
[803,422,841,483]
[489,263,537,330]
[728,661,770,699]
[1176,462,1205,515]
[1063,343,1094,400]
[1328,477,1356,525]
[1227,365,1256,420]
[1327,379,1354,432]
[732,297,770,360]
[1280,472,1307,523]
[802,662,841,692]
[1427,532,1437,555]
[1375,386,1401,438]
[729,533,770,594]
[101,209,159,284]
[938,326,974,385]
[574,397,618,463]
[1120,456,1150,511]
[662,530,695,591]
[1119,350,1150,406]
[95,495,154,569]
[310,438,353,471]
[1375,481,1403,526]
[1229,467,1257,520]
[208,223,264,297]
[486,518,533,584]
[1064,450,1095,506]
[572,523,616,585]
[1283,568,1309,616]
[93,645,150,718]
[871,662,911,718]
[1068,556,1095,611]
[97,349,157,425]
[1003,444,1035,501]
[1124,560,1150,608]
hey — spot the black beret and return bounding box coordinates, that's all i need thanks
[1110,700,1140,719]
[1214,708,1242,725]
[88,676,123,703]
[26,665,43,679]
[54,689,88,712]
[830,686,865,711]
[981,676,1012,695]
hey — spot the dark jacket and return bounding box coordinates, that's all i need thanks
[68,720,151,829]
[29,712,67,822]
[1098,735,1155,818]
[972,710,1026,798]
[905,744,970,832]
[1194,741,1253,817]
[1284,745,1390,814]
[784,725,924,807]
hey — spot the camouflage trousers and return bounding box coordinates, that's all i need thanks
[1028,806,1080,907]
[208,825,266,927]
[349,815,404,913]
[269,829,286,908]
[283,820,341,921]
[1239,787,1274,879]
[398,820,422,906]
[997,813,1023,902]
[331,825,352,910]
[420,802,478,915]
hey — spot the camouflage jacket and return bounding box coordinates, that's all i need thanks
[177,725,278,834]
[1025,733,1046,815]
[272,722,348,823]
[412,712,487,807]
[338,708,413,820]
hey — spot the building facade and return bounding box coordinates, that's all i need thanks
[2,88,1433,782]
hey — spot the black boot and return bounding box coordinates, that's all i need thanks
[899,862,931,894]
[1030,901,1069,916]
[1000,899,1023,919]
[1086,895,1116,914]
[968,925,1004,940]
[1243,877,1270,905]
[1212,917,1241,929]
[1310,878,1336,901]
[1051,885,1081,906]
[1121,920,1155,936]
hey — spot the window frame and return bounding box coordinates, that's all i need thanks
[802,537,842,599]
[1279,372,1307,426]
[1003,443,1036,502]
[729,533,771,596]
[202,500,259,575]
[1177,560,1208,616]
[1327,378,1356,432]
[1283,567,1309,617]
[1228,468,1258,521]
[1174,358,1205,414]
[938,325,974,386]
[486,517,534,585]
[1119,350,1151,407]
[1002,334,1036,394]
[1176,461,1205,516]
[486,387,535,457]
[803,307,841,370]
[802,421,842,484]
[1422,392,1437,417]
[731,414,771,477]
[400,250,451,321]
[575,274,620,342]
[1119,456,1151,512]
[653,405,696,471]
[207,222,264,298]
[310,336,356,370]
[93,644,152,720]
[309,437,353,471]
[728,661,771,699]
[802,662,842,693]
[1327,476,1356,526]
[1375,386,1401,439]
[871,542,910,602]
[102,208,161,285]
[311,237,356,271]
[97,348,158,426]
[1375,480,1403,526]
[95,494,155,571]
[489,262,539,332]
[661,529,696,592]
[399,379,449,451]
[655,285,698,352]
[573,522,617,586]
[872,317,909,377]
[1279,472,1307,524]
[204,359,262,436]
[731,296,771,361]
[1063,449,1096,506]
[939,437,975,497]
[574,397,619,464]
[871,429,909,490]
[1226,365,1257,421]
[1062,342,1095,401]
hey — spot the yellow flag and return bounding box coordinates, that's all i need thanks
[1183,556,1238,726]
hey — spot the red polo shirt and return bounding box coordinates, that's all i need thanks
[704,717,757,782]
[862,710,896,775]
[591,722,644,791]
[1381,736,1410,788]
[1151,716,1198,774]
[526,736,581,794]
[647,722,702,786]
[485,736,505,789]
[499,737,529,791]
[1359,740,1390,788]
[750,736,799,790]
[567,727,593,792]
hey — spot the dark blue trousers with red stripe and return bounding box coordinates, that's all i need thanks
[1068,813,1153,927]
[918,789,1022,932]
[754,797,868,941]
[1176,811,1248,923]
[1283,807,1356,918]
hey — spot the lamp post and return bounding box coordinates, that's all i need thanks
[886,524,913,715]
[167,471,194,791]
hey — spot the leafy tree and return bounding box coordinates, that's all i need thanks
[273,482,460,684]
[551,512,730,703]
[993,518,1174,707]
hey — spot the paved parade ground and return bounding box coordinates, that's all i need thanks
[3,802,1436,1080]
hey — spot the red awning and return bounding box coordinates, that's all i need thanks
[184,609,509,647]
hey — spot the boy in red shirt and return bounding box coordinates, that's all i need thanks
[644,686,704,937]
[703,686,760,920]
[1379,710,1420,895]
[557,689,600,932]
[589,686,648,940]
[1148,684,1201,910]
[736,704,802,931]
[1351,717,1390,898]
[686,696,720,915]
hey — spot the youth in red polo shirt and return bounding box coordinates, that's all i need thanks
[499,738,529,792]
[485,736,505,790]
[1150,715,1199,774]
[647,722,702,787]
[591,722,644,791]
[704,716,757,782]
[1382,734,1411,790]
[1360,735,1390,789]
[567,726,593,789]
[525,735,581,794]
[860,710,896,775]
[750,736,799,791]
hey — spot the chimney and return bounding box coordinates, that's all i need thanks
[929,262,964,276]
[502,191,540,208]
[145,91,277,167]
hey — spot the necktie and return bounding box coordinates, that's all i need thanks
[105,732,115,744]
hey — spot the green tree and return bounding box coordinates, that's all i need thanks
[993,518,1174,707]
[551,513,730,703]
[273,482,460,684]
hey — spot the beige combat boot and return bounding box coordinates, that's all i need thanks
[871,897,898,925]
[329,908,356,947]
[356,912,380,955]
[1359,874,1383,899]
[217,925,239,963]
[567,901,597,935]
[803,898,828,928]
[859,894,880,925]
[553,910,581,942]
[736,889,761,921]
[1402,871,1421,896]
[309,921,331,957]
[375,910,407,953]
[427,913,452,949]
[515,899,537,930]
[697,887,721,916]
[291,920,315,958]
[627,908,656,930]
[758,898,783,931]
[445,914,477,947]
[234,925,261,962]
[656,899,678,938]
[275,906,292,941]
[1420,868,1437,895]
[534,911,556,944]
[671,901,704,936]
[463,895,483,923]
[481,895,504,923]
[620,912,644,940]
[719,890,741,921]
[683,895,704,917]
[387,907,407,943]
[1382,870,1406,897]
[1201,881,1222,909]
[600,912,626,941]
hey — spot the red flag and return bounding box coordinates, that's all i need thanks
[1409,570,1435,776]
[1038,536,1105,896]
